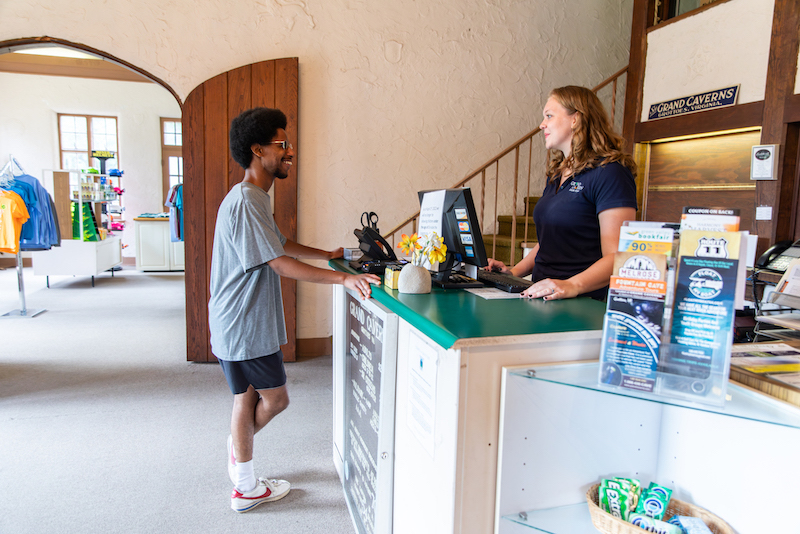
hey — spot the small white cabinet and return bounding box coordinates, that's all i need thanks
[134,218,184,271]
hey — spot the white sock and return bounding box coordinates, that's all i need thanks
[234,459,256,493]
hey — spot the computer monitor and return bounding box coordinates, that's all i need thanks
[417,187,488,281]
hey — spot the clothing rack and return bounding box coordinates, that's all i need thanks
[1,156,46,318]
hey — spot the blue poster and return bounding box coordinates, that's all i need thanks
[662,256,737,379]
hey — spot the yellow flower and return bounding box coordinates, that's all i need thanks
[398,233,422,256]
[429,243,447,264]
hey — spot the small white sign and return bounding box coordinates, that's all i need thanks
[756,206,773,221]
[406,330,438,458]
[418,190,445,238]
[751,144,778,180]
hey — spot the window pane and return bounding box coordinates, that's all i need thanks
[60,116,88,150]
[163,120,182,146]
[63,151,89,171]
[168,156,183,188]
[91,117,117,152]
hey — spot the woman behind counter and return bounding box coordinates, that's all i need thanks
[487,85,637,301]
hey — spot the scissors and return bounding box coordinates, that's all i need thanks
[361,211,379,231]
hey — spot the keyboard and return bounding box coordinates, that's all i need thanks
[477,270,533,293]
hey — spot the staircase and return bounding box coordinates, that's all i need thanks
[483,195,538,266]
[383,67,628,267]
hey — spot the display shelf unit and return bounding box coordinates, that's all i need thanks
[495,362,800,533]
[31,170,123,286]
[134,218,184,271]
[754,311,800,341]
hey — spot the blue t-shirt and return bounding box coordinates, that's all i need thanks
[532,161,637,299]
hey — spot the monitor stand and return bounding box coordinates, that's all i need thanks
[432,254,484,289]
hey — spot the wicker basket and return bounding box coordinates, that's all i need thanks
[586,483,734,534]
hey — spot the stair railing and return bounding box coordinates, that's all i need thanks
[384,66,628,266]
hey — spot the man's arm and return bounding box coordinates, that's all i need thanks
[283,239,343,261]
[268,254,379,299]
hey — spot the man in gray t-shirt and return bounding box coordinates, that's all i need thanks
[208,107,380,513]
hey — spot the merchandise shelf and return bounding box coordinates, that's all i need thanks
[501,503,592,533]
[497,361,800,533]
[510,362,800,429]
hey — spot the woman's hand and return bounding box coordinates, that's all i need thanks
[486,258,511,273]
[520,278,580,300]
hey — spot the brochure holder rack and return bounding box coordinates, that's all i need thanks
[598,229,744,406]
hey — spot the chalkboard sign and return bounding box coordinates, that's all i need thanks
[343,292,397,534]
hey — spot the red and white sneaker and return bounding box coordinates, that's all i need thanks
[227,435,236,485]
[231,477,291,513]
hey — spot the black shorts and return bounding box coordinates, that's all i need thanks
[218,351,287,395]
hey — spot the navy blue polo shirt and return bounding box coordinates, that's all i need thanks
[532,161,637,299]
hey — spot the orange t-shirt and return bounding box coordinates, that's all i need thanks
[0,190,30,254]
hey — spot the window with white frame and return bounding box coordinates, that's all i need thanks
[58,114,119,171]
[161,118,183,203]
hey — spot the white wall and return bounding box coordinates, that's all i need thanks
[0,0,633,338]
[642,0,775,121]
[0,72,182,257]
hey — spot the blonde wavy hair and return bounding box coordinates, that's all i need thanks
[545,85,636,182]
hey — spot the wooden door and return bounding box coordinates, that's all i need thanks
[183,58,299,362]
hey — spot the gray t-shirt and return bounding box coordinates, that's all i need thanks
[208,182,288,361]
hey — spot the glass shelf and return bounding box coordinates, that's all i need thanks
[501,503,593,533]
[511,362,800,429]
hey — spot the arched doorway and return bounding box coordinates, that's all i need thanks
[182,59,299,362]
[0,36,300,362]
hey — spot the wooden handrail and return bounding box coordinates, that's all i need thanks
[384,66,629,253]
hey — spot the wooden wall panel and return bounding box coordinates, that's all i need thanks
[182,59,299,362]
[622,0,653,154]
[634,102,764,143]
[646,190,755,231]
[273,57,299,362]
[227,65,251,189]
[251,61,276,108]
[645,131,758,231]
[648,131,761,187]
[757,0,800,247]
[183,85,209,361]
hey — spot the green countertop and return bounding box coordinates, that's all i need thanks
[330,260,606,349]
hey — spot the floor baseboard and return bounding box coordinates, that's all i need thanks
[296,336,333,360]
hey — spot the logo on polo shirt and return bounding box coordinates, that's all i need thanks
[568,181,584,193]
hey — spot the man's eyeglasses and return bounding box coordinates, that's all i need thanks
[269,140,293,150]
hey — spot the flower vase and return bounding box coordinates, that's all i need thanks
[397,264,432,294]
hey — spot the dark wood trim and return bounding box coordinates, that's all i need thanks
[633,101,764,143]
[785,94,800,124]
[756,0,800,246]
[274,58,299,362]
[0,36,181,107]
[183,84,209,362]
[650,0,734,31]
[622,0,653,155]
[296,337,333,360]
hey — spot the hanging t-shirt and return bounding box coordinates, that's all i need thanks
[0,190,31,254]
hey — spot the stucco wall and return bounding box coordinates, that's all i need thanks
[0,0,633,338]
[0,72,182,258]
[642,0,775,122]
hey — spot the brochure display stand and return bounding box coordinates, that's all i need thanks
[599,212,747,406]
